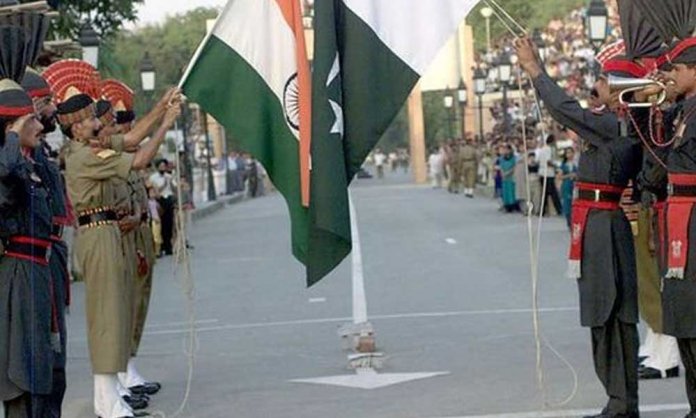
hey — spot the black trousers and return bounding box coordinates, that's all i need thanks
[678,338,696,415]
[158,196,175,255]
[3,368,65,418]
[591,315,639,416]
[540,177,563,216]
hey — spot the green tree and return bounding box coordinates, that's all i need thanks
[102,7,219,115]
[19,0,144,39]
[376,90,463,153]
[466,0,586,50]
[378,106,409,152]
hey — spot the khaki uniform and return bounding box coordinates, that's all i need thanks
[115,173,137,272]
[621,191,662,331]
[636,208,662,332]
[448,145,462,193]
[64,137,133,374]
[130,171,155,355]
[460,144,478,190]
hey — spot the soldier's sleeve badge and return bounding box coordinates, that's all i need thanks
[96,149,117,160]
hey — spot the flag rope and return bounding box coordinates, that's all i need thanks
[150,120,198,418]
[486,2,580,408]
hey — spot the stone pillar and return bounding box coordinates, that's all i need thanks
[458,24,476,137]
[207,115,225,160]
[407,82,427,184]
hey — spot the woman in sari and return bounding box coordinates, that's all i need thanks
[499,144,519,213]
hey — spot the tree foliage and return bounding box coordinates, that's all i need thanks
[466,0,586,50]
[18,0,143,40]
[101,7,219,115]
[377,91,456,153]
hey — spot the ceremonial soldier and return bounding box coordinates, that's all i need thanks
[0,27,57,417]
[654,37,696,418]
[45,58,181,418]
[630,64,681,381]
[460,136,478,198]
[448,140,462,194]
[94,98,150,411]
[100,80,163,399]
[21,66,73,416]
[602,0,683,381]
[516,37,643,418]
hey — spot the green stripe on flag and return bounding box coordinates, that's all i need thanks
[183,37,309,264]
[308,0,420,285]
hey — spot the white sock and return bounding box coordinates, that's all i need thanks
[125,357,147,387]
[643,331,680,372]
[94,374,133,418]
[116,378,130,397]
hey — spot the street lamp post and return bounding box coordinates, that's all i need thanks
[78,24,99,68]
[457,79,468,140]
[481,7,494,55]
[139,52,156,126]
[473,68,487,143]
[201,112,217,202]
[139,52,156,93]
[201,19,218,202]
[497,53,512,135]
[443,87,455,139]
[586,0,608,76]
[179,102,194,199]
[586,0,609,51]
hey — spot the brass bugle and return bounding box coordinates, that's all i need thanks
[608,75,667,108]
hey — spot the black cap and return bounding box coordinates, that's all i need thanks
[56,93,94,127]
[116,110,135,125]
[21,67,51,99]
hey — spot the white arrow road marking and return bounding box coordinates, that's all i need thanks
[290,367,449,390]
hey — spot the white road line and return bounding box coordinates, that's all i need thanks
[431,403,689,418]
[215,257,273,263]
[145,319,219,329]
[309,298,327,303]
[445,238,458,245]
[143,307,578,336]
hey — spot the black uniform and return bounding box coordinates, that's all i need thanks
[34,142,69,417]
[533,72,642,417]
[661,96,696,415]
[0,132,56,417]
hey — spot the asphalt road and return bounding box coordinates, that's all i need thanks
[9,172,693,417]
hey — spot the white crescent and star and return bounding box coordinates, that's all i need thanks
[326,54,344,138]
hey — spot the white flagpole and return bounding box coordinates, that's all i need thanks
[348,190,368,325]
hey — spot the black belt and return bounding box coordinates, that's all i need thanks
[577,189,622,203]
[668,184,696,197]
[77,210,117,228]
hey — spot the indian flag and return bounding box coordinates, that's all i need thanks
[181,0,312,264]
[308,0,482,285]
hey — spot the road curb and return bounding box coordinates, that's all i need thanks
[191,193,245,223]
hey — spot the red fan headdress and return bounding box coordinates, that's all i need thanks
[42,59,101,104]
[100,79,134,112]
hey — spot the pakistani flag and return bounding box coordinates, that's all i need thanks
[182,0,312,264]
[308,0,482,285]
